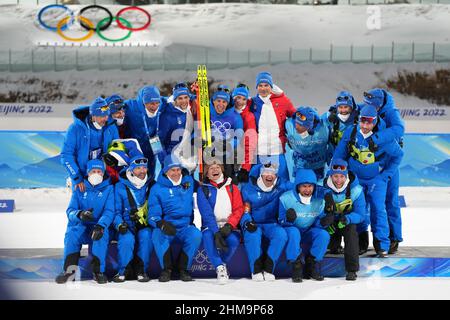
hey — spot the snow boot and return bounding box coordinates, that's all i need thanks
[112,273,125,283]
[346,271,357,281]
[251,272,265,281]
[292,258,303,283]
[55,271,75,284]
[389,240,399,254]
[216,265,229,285]
[93,272,108,284]
[179,270,193,282]
[304,256,324,281]
[159,269,172,282]
[358,231,369,255]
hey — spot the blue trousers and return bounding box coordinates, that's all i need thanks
[152,225,202,269]
[63,224,109,273]
[202,229,241,268]
[359,177,391,252]
[284,226,330,262]
[386,170,402,242]
[116,227,153,275]
[243,223,287,273]
[257,154,289,182]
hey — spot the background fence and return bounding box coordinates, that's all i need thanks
[1,42,449,72]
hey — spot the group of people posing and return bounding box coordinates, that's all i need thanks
[57,71,404,285]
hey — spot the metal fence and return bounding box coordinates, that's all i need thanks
[1,42,449,72]
[3,0,450,6]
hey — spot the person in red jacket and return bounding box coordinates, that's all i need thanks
[249,72,296,181]
[196,159,244,284]
[232,84,258,183]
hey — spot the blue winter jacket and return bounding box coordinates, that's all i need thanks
[210,103,244,149]
[240,164,293,227]
[113,170,153,233]
[148,169,195,229]
[323,173,366,225]
[278,169,326,232]
[66,177,115,229]
[322,105,360,149]
[333,120,403,181]
[61,106,119,185]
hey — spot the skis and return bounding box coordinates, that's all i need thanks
[195,65,212,177]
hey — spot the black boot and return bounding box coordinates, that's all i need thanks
[376,250,388,258]
[137,272,150,282]
[177,251,193,281]
[55,252,80,284]
[93,272,108,284]
[292,258,303,283]
[179,270,193,282]
[358,231,369,255]
[159,249,173,282]
[389,240,399,254]
[373,238,388,258]
[112,273,125,283]
[134,257,150,282]
[346,271,357,281]
[159,269,172,282]
[55,271,76,284]
[304,256,324,281]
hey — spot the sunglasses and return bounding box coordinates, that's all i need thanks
[363,92,374,100]
[263,162,279,170]
[132,158,148,165]
[359,116,377,124]
[100,105,110,112]
[295,111,307,121]
[217,85,230,93]
[332,164,347,171]
[336,96,350,101]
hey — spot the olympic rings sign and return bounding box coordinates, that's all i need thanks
[37,4,151,42]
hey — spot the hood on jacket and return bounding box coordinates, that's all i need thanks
[72,105,116,128]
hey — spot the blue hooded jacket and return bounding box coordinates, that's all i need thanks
[147,159,195,229]
[61,106,119,185]
[240,164,293,227]
[66,177,115,229]
[209,102,244,149]
[278,169,326,232]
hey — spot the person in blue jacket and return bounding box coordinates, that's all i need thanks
[240,163,291,281]
[363,88,405,254]
[286,106,332,182]
[323,158,366,281]
[112,155,154,283]
[333,104,403,257]
[279,169,331,282]
[106,94,127,139]
[55,159,115,284]
[61,97,119,193]
[124,86,168,177]
[149,155,202,282]
[322,91,360,149]
[208,87,244,182]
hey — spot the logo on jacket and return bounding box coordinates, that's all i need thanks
[211,121,231,134]
[169,189,174,197]
[97,192,103,198]
[257,192,262,199]
[177,117,182,125]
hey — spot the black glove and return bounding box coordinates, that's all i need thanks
[320,213,335,227]
[219,223,233,238]
[118,222,128,235]
[237,168,249,183]
[324,193,336,214]
[157,220,177,236]
[129,209,140,222]
[245,221,258,233]
[78,209,94,222]
[328,110,338,123]
[91,225,104,241]
[286,208,297,223]
[214,232,228,251]
[102,153,118,167]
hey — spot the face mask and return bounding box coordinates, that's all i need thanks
[88,173,103,186]
[126,171,148,189]
[299,194,312,205]
[92,121,103,130]
[145,107,158,118]
[168,175,182,186]
[300,131,309,139]
[360,130,373,139]
[115,118,124,126]
[338,113,350,122]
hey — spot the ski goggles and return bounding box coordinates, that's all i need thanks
[107,141,126,153]
[174,82,188,90]
[295,111,307,121]
[131,158,148,166]
[109,99,125,109]
[100,105,110,112]
[359,116,377,124]
[336,95,351,102]
[331,164,347,171]
[217,85,231,93]
[363,91,375,100]
[236,83,249,91]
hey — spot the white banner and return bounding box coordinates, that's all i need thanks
[0,103,74,118]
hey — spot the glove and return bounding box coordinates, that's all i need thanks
[324,193,336,214]
[219,223,233,238]
[337,215,348,229]
[320,213,335,227]
[214,232,228,251]
[118,222,128,234]
[328,111,338,123]
[327,224,336,235]
[237,168,249,183]
[286,208,297,223]
[102,153,118,167]
[157,220,177,236]
[78,209,94,222]
[245,221,258,233]
[129,209,140,222]
[91,225,104,241]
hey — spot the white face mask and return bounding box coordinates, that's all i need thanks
[360,130,373,139]
[299,194,312,205]
[338,113,350,122]
[92,121,103,130]
[145,107,158,118]
[88,173,103,186]
[168,175,182,186]
[126,171,148,189]
[300,131,309,139]
[115,117,124,126]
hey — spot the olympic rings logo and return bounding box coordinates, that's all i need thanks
[211,121,232,134]
[37,4,151,42]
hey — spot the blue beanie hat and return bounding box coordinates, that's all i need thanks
[163,154,183,173]
[256,71,273,88]
[173,82,189,100]
[90,97,110,117]
[335,91,354,108]
[363,88,385,109]
[294,106,315,130]
[142,86,161,104]
[359,104,378,124]
[212,90,230,103]
[128,156,148,172]
[87,159,105,173]
[328,158,348,176]
[106,94,125,114]
[232,86,249,100]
